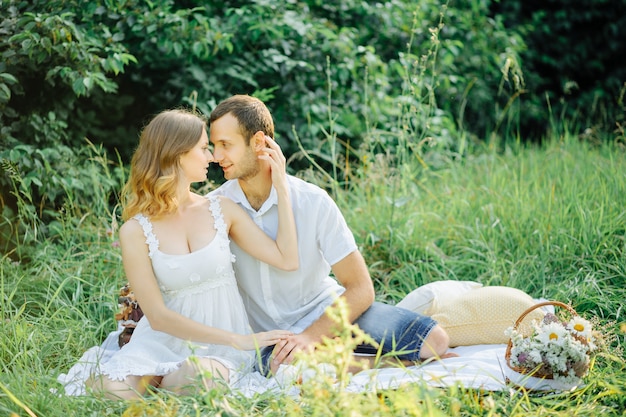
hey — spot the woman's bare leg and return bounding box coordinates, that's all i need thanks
[87,374,160,400]
[160,357,230,394]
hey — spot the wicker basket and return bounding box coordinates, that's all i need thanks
[505,300,586,380]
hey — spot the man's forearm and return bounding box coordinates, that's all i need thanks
[302,282,375,343]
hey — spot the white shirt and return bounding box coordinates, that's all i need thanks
[209,175,357,332]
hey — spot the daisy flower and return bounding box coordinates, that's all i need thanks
[567,316,593,339]
[537,322,568,346]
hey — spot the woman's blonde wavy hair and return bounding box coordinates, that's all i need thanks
[121,109,207,221]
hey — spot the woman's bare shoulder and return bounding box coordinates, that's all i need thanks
[214,194,235,205]
[119,217,144,241]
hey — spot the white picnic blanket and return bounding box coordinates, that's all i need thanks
[57,329,579,396]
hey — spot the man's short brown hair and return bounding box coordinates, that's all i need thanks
[209,95,275,144]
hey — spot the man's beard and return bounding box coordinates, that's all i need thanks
[229,147,261,181]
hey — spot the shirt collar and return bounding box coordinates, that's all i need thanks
[231,180,278,214]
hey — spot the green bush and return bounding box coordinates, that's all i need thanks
[3,0,623,265]
[2,0,525,161]
[0,0,136,151]
[0,141,124,261]
[491,0,626,141]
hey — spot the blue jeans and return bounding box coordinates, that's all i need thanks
[256,301,437,376]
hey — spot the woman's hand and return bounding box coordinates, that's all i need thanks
[258,136,287,192]
[233,329,293,351]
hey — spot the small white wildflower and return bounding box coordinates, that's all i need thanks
[504,326,515,338]
[545,351,567,372]
[528,349,543,363]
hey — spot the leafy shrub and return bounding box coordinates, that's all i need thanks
[0,141,124,261]
[5,0,622,262]
[491,0,626,141]
[0,0,136,151]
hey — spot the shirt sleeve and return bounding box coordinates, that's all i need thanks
[314,191,358,267]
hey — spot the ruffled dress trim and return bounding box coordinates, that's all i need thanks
[209,196,236,263]
[133,213,159,259]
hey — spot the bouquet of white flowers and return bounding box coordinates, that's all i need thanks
[505,301,598,387]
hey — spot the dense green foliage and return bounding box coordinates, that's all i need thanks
[492,0,626,141]
[2,0,515,158]
[2,0,624,254]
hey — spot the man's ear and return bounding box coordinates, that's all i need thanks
[251,131,267,151]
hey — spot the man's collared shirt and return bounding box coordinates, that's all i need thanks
[209,175,357,332]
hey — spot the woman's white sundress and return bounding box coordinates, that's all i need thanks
[98,195,255,382]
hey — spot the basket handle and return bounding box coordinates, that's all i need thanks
[512,300,578,330]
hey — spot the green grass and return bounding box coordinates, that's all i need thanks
[1,135,625,416]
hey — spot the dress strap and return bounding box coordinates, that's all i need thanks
[133,213,159,259]
[207,195,234,256]
[207,195,228,236]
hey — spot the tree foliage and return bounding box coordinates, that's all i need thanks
[0,1,136,150]
[1,0,530,159]
[492,0,626,140]
[1,0,624,260]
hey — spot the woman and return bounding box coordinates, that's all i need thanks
[87,109,298,399]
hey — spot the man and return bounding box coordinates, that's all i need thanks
[208,95,451,375]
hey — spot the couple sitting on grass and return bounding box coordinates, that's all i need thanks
[86,95,456,400]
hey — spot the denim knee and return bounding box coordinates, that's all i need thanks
[354,302,436,361]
